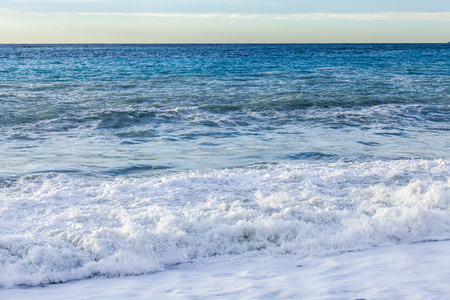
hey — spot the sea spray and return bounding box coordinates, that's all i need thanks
[1,159,449,286]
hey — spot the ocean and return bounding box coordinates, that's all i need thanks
[0,43,449,287]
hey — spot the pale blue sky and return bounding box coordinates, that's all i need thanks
[1,0,449,43]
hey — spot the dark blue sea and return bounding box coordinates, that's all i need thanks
[0,44,449,287]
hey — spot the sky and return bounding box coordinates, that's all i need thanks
[0,0,449,43]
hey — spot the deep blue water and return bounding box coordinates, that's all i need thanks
[1,44,449,177]
[0,44,449,287]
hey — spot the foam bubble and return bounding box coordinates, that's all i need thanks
[0,159,449,287]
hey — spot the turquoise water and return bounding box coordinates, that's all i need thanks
[1,44,449,176]
[0,44,449,287]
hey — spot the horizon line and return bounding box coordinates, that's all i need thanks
[1,42,449,45]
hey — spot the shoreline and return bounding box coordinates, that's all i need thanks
[2,240,449,299]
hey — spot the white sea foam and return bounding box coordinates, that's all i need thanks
[2,241,449,299]
[0,159,449,287]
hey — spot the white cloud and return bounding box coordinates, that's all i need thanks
[300,12,450,21]
[2,8,449,22]
[74,12,450,21]
[77,12,262,19]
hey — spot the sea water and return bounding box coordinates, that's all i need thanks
[0,44,449,287]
